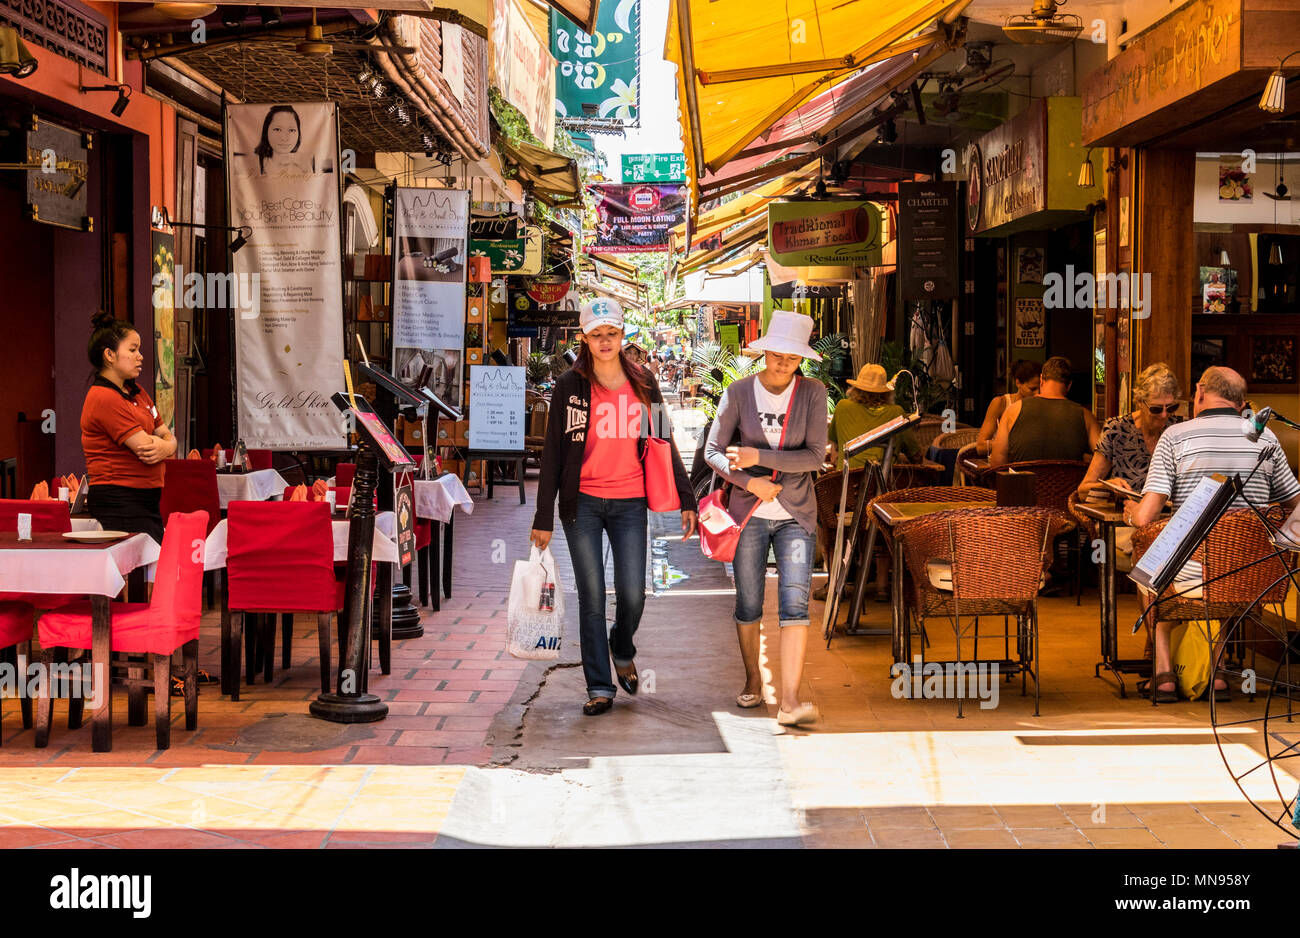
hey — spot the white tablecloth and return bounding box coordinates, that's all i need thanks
[414,474,474,523]
[216,469,290,508]
[203,511,398,570]
[0,533,160,597]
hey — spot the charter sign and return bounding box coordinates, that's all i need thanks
[225,101,346,449]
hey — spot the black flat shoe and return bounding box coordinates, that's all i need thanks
[583,697,613,716]
[614,660,639,695]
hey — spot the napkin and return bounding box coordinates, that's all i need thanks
[29,481,50,500]
[210,445,223,463]
[289,485,309,502]
[187,449,202,459]
[65,475,81,497]
[312,479,329,498]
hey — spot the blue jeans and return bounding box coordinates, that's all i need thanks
[561,493,648,699]
[732,517,814,627]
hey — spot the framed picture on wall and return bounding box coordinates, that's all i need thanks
[1250,335,1297,387]
[1016,247,1044,284]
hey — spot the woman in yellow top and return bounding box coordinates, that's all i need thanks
[823,363,919,603]
[827,364,921,470]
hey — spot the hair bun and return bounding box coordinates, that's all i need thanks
[90,311,117,330]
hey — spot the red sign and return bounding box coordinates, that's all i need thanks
[526,278,571,305]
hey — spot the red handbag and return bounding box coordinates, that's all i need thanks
[699,377,799,563]
[642,437,681,512]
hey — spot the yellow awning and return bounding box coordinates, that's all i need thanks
[668,162,818,253]
[666,0,967,198]
[498,139,581,207]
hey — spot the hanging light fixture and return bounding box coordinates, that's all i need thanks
[1076,148,1095,187]
[1220,248,1231,266]
[1259,51,1298,113]
[153,2,217,19]
[1269,241,1284,265]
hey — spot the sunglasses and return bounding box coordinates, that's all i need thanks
[1146,403,1180,415]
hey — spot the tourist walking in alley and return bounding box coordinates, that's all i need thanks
[704,311,828,726]
[531,299,698,716]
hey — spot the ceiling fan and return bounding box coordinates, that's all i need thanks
[1003,0,1083,44]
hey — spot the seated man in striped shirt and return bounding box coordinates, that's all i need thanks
[1125,366,1300,702]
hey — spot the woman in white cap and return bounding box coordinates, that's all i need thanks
[704,311,828,726]
[531,298,698,716]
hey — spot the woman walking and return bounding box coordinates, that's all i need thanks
[531,299,697,716]
[705,312,828,726]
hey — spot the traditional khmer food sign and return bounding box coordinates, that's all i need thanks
[766,199,883,267]
[225,101,345,449]
[587,183,685,252]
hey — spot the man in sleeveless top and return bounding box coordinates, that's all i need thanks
[990,355,1100,466]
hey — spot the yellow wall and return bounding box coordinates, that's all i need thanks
[1248,393,1300,472]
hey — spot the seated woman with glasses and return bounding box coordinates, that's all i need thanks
[1078,362,1183,500]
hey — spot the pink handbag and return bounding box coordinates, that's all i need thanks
[642,437,681,512]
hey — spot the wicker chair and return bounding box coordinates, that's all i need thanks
[933,428,979,451]
[1066,490,1101,605]
[1131,507,1294,703]
[524,395,550,471]
[815,467,874,570]
[897,507,1053,716]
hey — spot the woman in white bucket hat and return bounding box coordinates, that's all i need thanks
[703,311,828,726]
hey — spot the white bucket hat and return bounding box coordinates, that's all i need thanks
[749,311,822,361]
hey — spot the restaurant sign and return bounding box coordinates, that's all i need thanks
[766,199,882,267]
[898,181,959,300]
[25,117,91,231]
[966,99,1046,234]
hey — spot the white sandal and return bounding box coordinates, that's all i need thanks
[736,692,762,709]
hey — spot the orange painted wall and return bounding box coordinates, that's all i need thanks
[0,1,175,211]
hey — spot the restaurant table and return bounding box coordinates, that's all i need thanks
[414,475,474,611]
[216,468,290,508]
[1074,499,1155,696]
[0,531,160,751]
[872,499,995,664]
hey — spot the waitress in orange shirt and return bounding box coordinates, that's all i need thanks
[81,312,177,543]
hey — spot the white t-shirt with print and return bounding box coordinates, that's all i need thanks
[749,379,795,520]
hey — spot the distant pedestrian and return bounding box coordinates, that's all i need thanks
[531,299,698,716]
[705,311,827,726]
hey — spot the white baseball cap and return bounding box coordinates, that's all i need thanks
[580,298,624,334]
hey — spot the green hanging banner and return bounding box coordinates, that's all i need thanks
[551,0,640,146]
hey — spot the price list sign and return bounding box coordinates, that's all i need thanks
[467,366,525,450]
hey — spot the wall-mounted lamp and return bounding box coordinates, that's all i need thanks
[0,26,38,79]
[1269,241,1284,266]
[1259,51,1300,113]
[1107,153,1128,174]
[158,206,252,254]
[1219,248,1231,266]
[1077,148,1095,188]
[80,83,131,117]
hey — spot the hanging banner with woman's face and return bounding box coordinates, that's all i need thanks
[391,188,470,411]
[225,101,345,449]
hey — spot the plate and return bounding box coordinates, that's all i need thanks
[61,531,131,543]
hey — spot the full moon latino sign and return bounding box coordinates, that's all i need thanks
[766,199,883,267]
[587,183,686,253]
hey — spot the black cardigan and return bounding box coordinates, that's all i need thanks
[531,367,697,532]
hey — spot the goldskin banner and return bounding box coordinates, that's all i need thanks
[225,101,345,449]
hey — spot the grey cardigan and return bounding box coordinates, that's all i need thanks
[704,374,828,535]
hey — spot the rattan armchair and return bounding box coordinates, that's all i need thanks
[1130,507,1295,703]
[933,428,979,451]
[897,507,1053,716]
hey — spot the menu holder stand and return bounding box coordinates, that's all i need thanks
[823,412,922,646]
[310,393,413,725]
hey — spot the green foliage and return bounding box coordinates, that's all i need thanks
[878,340,953,415]
[800,333,847,412]
[525,351,552,386]
[689,343,761,418]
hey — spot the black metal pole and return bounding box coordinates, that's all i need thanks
[311,440,388,723]
[371,393,424,639]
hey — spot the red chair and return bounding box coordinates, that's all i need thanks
[226,501,341,699]
[0,602,36,739]
[0,500,73,609]
[396,468,434,605]
[335,462,355,510]
[160,460,221,536]
[35,510,208,750]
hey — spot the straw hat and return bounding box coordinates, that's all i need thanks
[846,363,894,393]
[749,311,822,361]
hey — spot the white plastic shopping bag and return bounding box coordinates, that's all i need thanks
[507,546,565,660]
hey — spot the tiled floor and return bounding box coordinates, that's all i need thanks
[0,469,1295,848]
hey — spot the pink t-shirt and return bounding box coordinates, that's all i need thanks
[580,380,647,499]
